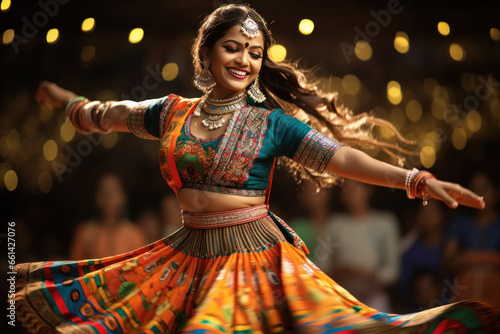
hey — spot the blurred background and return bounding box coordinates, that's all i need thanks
[1,0,500,326]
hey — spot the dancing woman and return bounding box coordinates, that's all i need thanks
[15,4,499,333]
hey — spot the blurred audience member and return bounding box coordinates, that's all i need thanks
[160,194,183,236]
[69,173,146,259]
[137,207,163,244]
[324,179,400,312]
[443,172,500,306]
[399,201,447,311]
[410,270,445,311]
[289,181,333,267]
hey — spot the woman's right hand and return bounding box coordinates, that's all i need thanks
[35,81,78,109]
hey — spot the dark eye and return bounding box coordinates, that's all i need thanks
[224,46,238,53]
[250,53,263,59]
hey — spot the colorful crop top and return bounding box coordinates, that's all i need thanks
[127,95,344,196]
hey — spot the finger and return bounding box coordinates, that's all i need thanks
[447,187,485,209]
[428,181,458,208]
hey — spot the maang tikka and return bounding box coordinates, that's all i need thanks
[193,59,216,93]
[241,16,260,39]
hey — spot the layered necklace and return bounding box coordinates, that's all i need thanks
[193,91,247,130]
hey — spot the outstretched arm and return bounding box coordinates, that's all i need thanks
[327,146,485,209]
[35,81,137,133]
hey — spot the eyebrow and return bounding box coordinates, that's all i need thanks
[222,39,263,51]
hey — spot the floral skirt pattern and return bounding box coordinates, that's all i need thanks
[12,210,500,333]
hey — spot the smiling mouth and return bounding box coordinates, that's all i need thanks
[227,67,250,79]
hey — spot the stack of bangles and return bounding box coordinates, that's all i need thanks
[404,168,437,206]
[65,96,113,134]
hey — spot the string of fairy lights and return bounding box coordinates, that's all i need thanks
[1,0,499,194]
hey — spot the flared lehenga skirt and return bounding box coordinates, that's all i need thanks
[12,205,500,333]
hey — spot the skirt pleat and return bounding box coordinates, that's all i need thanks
[12,215,500,334]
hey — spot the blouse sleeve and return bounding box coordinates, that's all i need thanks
[126,95,172,140]
[270,110,345,173]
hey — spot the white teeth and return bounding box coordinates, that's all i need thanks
[228,68,248,76]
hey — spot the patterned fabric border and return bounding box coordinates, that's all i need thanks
[127,101,158,140]
[182,182,266,197]
[182,204,269,229]
[293,129,344,173]
[159,94,179,138]
[206,105,272,188]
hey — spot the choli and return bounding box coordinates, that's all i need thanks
[127,95,344,196]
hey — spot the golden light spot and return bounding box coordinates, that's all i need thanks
[449,43,465,62]
[389,107,406,128]
[1,0,11,12]
[43,140,58,161]
[354,40,372,61]
[81,45,96,61]
[452,128,467,150]
[46,28,60,44]
[431,97,447,120]
[268,44,287,62]
[60,122,76,142]
[39,105,54,122]
[7,129,20,150]
[4,170,18,191]
[81,18,95,32]
[420,146,436,168]
[162,62,179,81]
[490,28,500,42]
[102,132,118,149]
[128,28,144,44]
[405,100,422,122]
[342,74,361,95]
[298,19,314,35]
[387,81,402,105]
[437,21,450,36]
[394,31,409,54]
[38,172,53,193]
[466,110,482,132]
[461,73,475,91]
[2,29,14,44]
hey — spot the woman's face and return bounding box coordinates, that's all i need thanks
[205,24,264,98]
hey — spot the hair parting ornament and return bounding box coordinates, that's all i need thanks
[241,16,261,38]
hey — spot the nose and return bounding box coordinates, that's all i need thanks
[236,52,249,67]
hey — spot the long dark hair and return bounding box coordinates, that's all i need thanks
[192,4,413,188]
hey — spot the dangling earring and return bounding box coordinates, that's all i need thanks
[247,75,266,103]
[193,59,216,93]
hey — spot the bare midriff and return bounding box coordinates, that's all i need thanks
[177,188,266,213]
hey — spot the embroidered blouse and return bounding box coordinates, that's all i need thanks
[127,95,344,196]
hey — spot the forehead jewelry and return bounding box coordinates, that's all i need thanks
[241,16,260,39]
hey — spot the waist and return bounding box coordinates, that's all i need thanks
[182,204,269,229]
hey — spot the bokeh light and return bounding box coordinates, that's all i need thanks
[129,28,144,44]
[4,169,18,191]
[1,0,11,12]
[466,110,482,132]
[354,40,372,61]
[452,128,467,150]
[46,28,59,44]
[162,62,179,81]
[60,122,76,142]
[298,19,314,35]
[420,146,436,168]
[2,29,14,44]
[394,31,409,54]
[387,81,402,105]
[81,18,96,32]
[342,74,361,95]
[268,44,287,62]
[449,43,465,61]
[43,140,58,161]
[38,172,53,193]
[405,100,423,122]
[437,21,450,36]
[102,132,119,149]
[81,45,96,61]
[490,28,500,42]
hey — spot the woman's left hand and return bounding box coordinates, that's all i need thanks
[426,179,485,209]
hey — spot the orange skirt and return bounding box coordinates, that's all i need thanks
[12,205,500,333]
